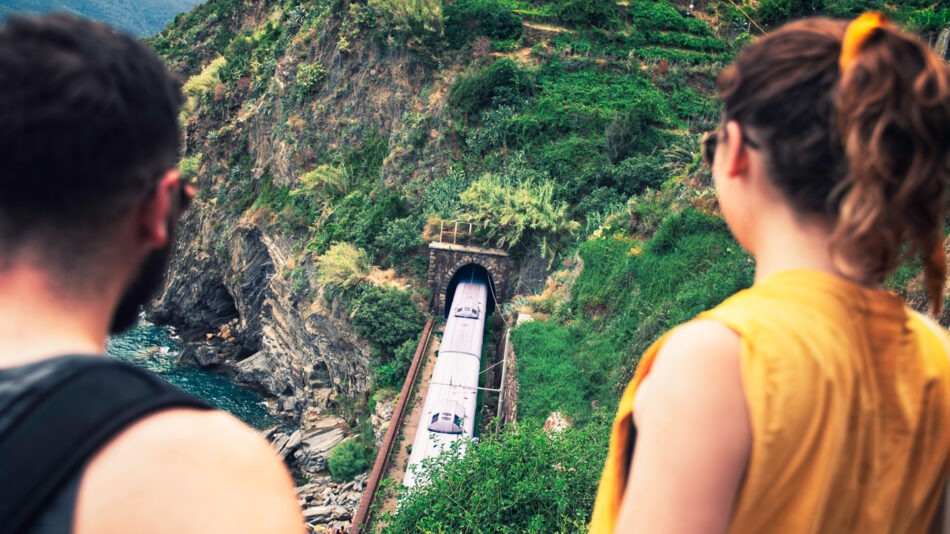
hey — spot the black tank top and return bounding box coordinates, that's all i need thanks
[0,355,212,534]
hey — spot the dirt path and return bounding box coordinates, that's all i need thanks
[376,327,443,518]
[523,21,569,33]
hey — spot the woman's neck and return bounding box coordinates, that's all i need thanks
[750,206,842,284]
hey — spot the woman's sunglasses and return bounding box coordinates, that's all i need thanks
[702,129,760,167]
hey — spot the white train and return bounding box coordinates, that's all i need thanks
[403,278,488,488]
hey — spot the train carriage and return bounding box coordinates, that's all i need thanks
[403,279,488,488]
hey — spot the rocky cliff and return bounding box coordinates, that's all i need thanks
[143,0,450,490]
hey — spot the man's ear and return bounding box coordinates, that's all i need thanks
[138,170,181,248]
[723,121,750,181]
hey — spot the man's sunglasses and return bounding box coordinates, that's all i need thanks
[702,129,760,167]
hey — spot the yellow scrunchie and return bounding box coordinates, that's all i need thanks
[840,12,892,70]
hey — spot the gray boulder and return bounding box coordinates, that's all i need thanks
[293,417,346,474]
[234,351,286,396]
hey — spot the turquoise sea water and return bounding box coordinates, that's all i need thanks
[106,320,278,429]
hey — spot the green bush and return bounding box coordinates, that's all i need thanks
[295,62,327,101]
[375,337,418,389]
[351,285,425,357]
[555,0,618,27]
[345,130,388,186]
[179,153,203,181]
[756,0,824,27]
[628,0,711,34]
[376,216,424,268]
[444,0,523,47]
[315,242,370,295]
[380,416,611,533]
[459,172,579,258]
[328,438,370,481]
[368,0,443,49]
[449,58,535,118]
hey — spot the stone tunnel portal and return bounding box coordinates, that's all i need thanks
[444,264,496,319]
[426,242,516,316]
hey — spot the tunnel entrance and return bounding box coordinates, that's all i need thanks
[444,264,496,319]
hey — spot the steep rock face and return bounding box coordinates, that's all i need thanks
[148,4,441,425]
[149,217,371,422]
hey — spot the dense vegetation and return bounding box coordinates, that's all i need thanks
[0,0,200,36]
[376,415,611,533]
[149,0,947,529]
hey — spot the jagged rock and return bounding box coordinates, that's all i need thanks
[293,417,347,474]
[271,433,290,455]
[233,350,288,397]
[302,506,334,522]
[261,425,280,441]
[178,342,233,368]
[270,429,303,460]
[371,396,397,446]
[149,221,373,425]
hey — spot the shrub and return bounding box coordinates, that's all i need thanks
[555,0,619,27]
[293,164,348,200]
[182,56,227,100]
[376,216,424,268]
[444,0,523,48]
[179,153,203,181]
[380,416,611,533]
[449,58,535,118]
[604,153,668,196]
[756,0,824,27]
[368,0,443,47]
[291,264,309,293]
[605,99,666,163]
[375,337,418,389]
[295,62,327,101]
[350,285,424,357]
[627,0,711,34]
[180,56,227,116]
[315,243,370,294]
[459,173,579,258]
[328,438,369,481]
[345,130,388,185]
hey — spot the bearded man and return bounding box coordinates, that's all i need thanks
[0,13,305,534]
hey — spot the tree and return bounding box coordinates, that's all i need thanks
[328,438,369,481]
[350,285,424,357]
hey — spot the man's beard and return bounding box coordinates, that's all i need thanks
[109,224,177,335]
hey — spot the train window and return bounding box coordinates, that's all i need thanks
[427,402,465,435]
[454,305,479,319]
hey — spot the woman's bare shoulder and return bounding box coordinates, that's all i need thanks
[633,319,743,425]
[617,319,750,533]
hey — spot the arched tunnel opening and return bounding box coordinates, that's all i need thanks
[444,264,496,319]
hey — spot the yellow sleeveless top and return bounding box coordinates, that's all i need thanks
[590,269,950,533]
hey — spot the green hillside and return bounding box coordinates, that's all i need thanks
[0,0,201,36]
[147,0,949,530]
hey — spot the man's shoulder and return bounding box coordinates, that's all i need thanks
[75,408,305,534]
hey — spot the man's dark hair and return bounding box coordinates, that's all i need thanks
[0,13,183,276]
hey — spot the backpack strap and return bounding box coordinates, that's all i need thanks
[0,359,212,533]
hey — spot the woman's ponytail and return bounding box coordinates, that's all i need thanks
[833,14,950,313]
